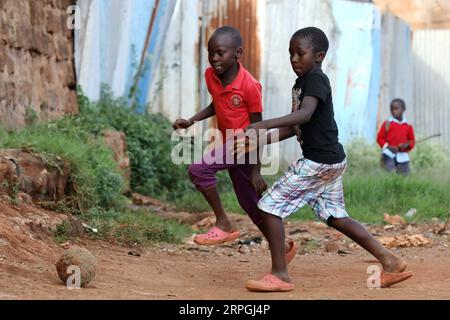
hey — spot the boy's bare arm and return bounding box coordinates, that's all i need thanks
[172,103,215,129]
[247,96,319,132]
[249,113,263,162]
[248,112,267,196]
[233,122,296,157]
[265,127,296,144]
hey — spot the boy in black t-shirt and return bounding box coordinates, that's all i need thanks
[239,27,413,292]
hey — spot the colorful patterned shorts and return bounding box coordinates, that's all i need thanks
[258,158,349,223]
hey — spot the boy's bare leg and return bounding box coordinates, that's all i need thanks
[328,217,407,273]
[256,220,294,255]
[200,187,294,253]
[201,186,236,232]
[260,212,291,282]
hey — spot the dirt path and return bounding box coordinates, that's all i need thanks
[1,199,450,300]
[1,237,450,300]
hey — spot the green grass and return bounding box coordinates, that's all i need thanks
[54,220,72,244]
[0,88,192,244]
[80,207,191,244]
[0,122,126,211]
[342,173,450,223]
[172,140,450,224]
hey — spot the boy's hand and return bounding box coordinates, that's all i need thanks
[398,143,410,151]
[233,136,255,156]
[172,119,193,130]
[293,125,303,145]
[251,167,267,196]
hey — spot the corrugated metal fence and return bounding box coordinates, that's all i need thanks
[412,29,450,144]
[377,23,450,144]
[148,0,384,165]
[378,13,413,127]
[75,0,450,165]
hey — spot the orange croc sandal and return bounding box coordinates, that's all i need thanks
[245,274,295,292]
[381,270,413,288]
[286,240,298,265]
[193,226,240,246]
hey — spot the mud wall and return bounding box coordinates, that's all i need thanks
[0,0,78,129]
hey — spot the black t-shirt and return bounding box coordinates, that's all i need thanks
[292,68,346,164]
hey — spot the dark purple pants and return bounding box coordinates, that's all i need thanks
[188,140,262,226]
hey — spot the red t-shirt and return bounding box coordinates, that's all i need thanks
[205,63,263,140]
[377,119,415,152]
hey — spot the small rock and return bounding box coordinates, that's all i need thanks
[60,242,71,249]
[238,245,251,254]
[128,250,141,257]
[324,241,340,253]
[313,222,327,229]
[18,192,33,204]
[383,213,406,225]
[67,218,85,237]
[296,233,313,243]
[289,228,309,235]
[260,240,269,250]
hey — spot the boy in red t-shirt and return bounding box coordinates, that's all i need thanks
[377,99,415,175]
[171,26,297,262]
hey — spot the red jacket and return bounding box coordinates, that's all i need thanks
[377,119,415,152]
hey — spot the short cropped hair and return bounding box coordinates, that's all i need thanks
[211,26,243,48]
[292,27,329,54]
[391,98,406,109]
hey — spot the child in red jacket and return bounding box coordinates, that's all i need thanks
[377,99,415,175]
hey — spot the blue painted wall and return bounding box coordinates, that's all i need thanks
[331,0,381,143]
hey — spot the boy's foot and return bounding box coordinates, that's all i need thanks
[378,255,413,287]
[380,270,413,288]
[214,220,237,234]
[245,274,295,292]
[382,255,408,273]
[194,226,240,246]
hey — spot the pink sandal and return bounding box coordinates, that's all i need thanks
[194,226,240,246]
[245,274,295,292]
[286,240,298,265]
[380,270,413,288]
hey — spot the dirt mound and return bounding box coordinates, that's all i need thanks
[0,149,71,203]
[0,198,66,264]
